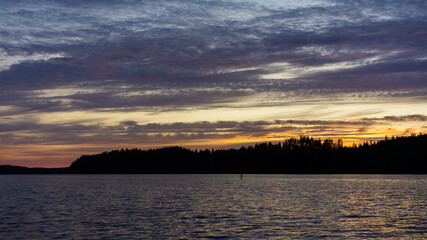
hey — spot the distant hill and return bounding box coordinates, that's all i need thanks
[0,165,67,174]
[68,134,427,174]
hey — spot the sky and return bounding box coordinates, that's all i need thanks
[0,0,426,167]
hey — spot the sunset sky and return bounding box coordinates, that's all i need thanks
[1,0,426,167]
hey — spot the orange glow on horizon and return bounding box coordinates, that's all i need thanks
[0,128,424,168]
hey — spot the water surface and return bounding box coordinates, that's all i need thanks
[1,175,426,239]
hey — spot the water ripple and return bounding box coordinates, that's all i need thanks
[0,174,426,239]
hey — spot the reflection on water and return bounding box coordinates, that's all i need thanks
[0,175,426,239]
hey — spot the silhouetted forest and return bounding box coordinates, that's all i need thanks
[68,134,427,174]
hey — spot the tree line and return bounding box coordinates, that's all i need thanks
[68,134,427,174]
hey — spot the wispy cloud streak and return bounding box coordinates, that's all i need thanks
[0,0,426,166]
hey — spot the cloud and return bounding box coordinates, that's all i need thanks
[364,114,427,122]
[2,115,424,146]
[0,60,85,87]
[2,0,426,85]
[1,0,426,166]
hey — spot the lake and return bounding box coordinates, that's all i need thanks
[1,174,426,239]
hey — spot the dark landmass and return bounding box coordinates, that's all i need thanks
[68,134,427,174]
[2,134,425,174]
[0,165,68,174]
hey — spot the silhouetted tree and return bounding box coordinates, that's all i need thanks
[68,134,427,174]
